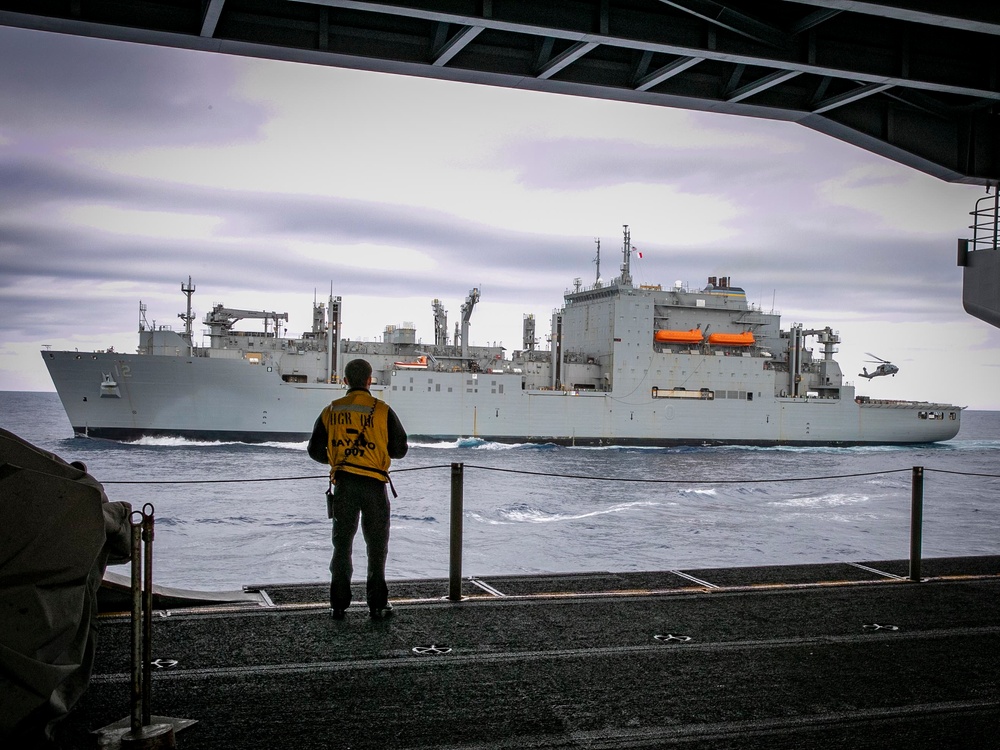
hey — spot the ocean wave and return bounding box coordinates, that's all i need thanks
[474,500,662,525]
[392,513,438,523]
[714,444,932,455]
[260,441,309,451]
[194,515,261,525]
[768,493,870,508]
[410,437,558,451]
[130,436,237,448]
[121,436,310,451]
[943,439,1000,451]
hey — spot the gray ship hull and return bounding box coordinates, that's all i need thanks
[42,350,961,446]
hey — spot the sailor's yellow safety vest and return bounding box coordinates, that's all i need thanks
[322,390,391,483]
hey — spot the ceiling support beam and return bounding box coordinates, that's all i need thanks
[433,24,484,67]
[727,70,802,103]
[537,41,599,80]
[635,55,705,91]
[658,0,788,47]
[200,0,225,38]
[813,82,894,113]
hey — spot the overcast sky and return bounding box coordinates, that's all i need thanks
[2,25,998,411]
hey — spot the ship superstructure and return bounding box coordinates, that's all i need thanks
[42,232,962,445]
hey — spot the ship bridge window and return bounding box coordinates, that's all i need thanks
[716,390,751,400]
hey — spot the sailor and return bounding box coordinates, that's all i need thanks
[308,358,408,620]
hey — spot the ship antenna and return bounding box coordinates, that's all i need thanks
[179,276,196,351]
[620,225,632,287]
[594,238,601,286]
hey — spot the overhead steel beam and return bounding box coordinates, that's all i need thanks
[788,8,842,35]
[658,0,789,47]
[433,24,484,68]
[201,0,226,38]
[727,70,802,104]
[635,56,705,91]
[538,41,600,80]
[787,0,1000,35]
[293,0,997,102]
[812,82,894,114]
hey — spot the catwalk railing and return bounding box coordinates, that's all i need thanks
[105,463,1000,599]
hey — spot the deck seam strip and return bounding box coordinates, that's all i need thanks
[88,624,1000,683]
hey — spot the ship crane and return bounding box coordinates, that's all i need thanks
[799,327,841,360]
[432,298,449,346]
[786,325,843,397]
[458,288,480,365]
[204,305,290,340]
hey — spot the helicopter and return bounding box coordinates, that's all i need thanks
[859,353,899,379]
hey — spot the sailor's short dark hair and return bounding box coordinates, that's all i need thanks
[344,359,372,389]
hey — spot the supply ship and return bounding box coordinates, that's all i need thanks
[42,231,962,445]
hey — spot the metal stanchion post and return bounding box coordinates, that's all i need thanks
[909,466,924,582]
[129,512,144,736]
[141,504,155,727]
[449,462,464,601]
[118,504,180,749]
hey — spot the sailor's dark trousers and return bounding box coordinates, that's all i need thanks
[329,472,390,612]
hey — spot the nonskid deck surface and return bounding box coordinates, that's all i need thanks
[74,557,1000,749]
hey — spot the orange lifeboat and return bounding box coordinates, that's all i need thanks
[394,355,428,369]
[708,331,755,346]
[654,329,703,344]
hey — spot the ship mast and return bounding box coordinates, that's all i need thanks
[620,225,633,287]
[179,276,196,355]
[327,287,342,383]
[594,238,602,287]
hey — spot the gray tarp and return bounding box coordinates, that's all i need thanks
[0,428,130,746]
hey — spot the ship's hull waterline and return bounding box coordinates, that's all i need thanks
[43,350,960,446]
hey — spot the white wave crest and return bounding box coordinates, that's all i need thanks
[769,493,870,508]
[483,500,662,525]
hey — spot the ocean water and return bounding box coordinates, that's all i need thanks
[2,391,998,591]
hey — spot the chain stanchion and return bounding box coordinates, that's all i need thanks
[909,466,924,582]
[141,504,155,727]
[119,504,179,749]
[128,511,143,736]
[449,462,464,602]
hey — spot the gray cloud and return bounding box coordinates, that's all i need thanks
[502,137,806,192]
[0,27,263,148]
